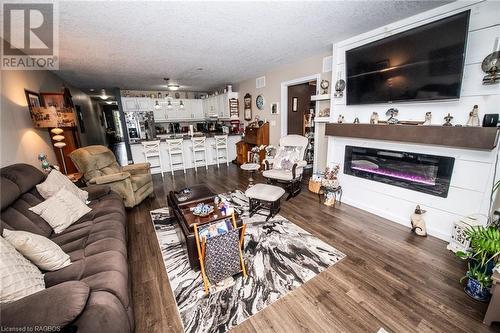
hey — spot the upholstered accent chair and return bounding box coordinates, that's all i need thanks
[262,135,309,200]
[69,145,153,207]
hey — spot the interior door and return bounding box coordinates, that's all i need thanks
[287,83,311,135]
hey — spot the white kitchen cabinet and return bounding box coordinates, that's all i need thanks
[136,98,153,111]
[219,94,230,119]
[153,103,167,121]
[183,99,203,120]
[121,97,153,112]
[122,97,139,111]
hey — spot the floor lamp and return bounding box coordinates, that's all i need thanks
[51,128,67,174]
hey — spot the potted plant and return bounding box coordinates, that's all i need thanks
[456,225,500,302]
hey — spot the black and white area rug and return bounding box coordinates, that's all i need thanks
[151,190,345,333]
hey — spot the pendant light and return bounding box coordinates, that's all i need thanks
[167,99,172,109]
[179,100,184,109]
[154,100,161,110]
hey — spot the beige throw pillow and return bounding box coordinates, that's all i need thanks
[0,237,45,303]
[29,188,92,234]
[2,229,71,271]
[36,169,88,202]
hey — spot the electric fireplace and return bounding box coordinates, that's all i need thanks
[344,146,455,197]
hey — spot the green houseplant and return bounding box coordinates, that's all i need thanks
[456,225,500,301]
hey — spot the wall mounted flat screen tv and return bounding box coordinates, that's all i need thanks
[346,11,470,105]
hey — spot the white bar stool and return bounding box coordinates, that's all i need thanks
[212,135,229,168]
[165,138,186,175]
[191,136,208,172]
[142,140,163,177]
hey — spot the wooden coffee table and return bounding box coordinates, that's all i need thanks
[168,185,242,269]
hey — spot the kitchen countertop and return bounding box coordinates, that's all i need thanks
[129,132,242,144]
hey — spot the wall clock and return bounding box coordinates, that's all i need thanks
[256,94,265,110]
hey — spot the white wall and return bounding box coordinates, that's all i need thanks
[326,0,500,240]
[1,70,106,169]
[234,52,332,146]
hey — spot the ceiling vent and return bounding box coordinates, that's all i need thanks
[322,56,333,73]
[256,76,266,89]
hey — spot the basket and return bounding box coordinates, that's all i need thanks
[308,179,322,193]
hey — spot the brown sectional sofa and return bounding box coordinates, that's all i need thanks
[0,164,134,333]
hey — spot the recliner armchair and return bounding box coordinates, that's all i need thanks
[263,135,308,200]
[69,145,154,207]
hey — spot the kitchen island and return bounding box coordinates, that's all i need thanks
[129,133,241,173]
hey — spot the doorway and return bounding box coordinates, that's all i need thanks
[287,81,316,136]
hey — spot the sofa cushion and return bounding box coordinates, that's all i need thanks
[0,237,45,303]
[3,229,71,271]
[0,281,89,329]
[1,164,45,211]
[44,250,129,308]
[36,169,88,202]
[1,190,53,237]
[30,188,92,234]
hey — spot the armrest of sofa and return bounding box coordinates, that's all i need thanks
[82,184,111,201]
[0,281,90,330]
[122,162,151,175]
[88,172,131,185]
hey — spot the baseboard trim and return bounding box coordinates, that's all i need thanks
[342,196,451,242]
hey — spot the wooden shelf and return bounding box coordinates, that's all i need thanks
[325,123,499,150]
[311,94,330,101]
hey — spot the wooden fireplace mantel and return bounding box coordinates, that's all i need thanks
[325,123,499,150]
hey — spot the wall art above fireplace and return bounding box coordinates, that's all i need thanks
[344,146,455,197]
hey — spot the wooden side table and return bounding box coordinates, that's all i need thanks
[240,163,260,187]
[66,172,85,187]
[484,271,500,325]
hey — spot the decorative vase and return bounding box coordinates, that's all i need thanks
[464,277,491,302]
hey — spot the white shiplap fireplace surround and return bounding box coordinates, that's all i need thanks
[326,0,500,241]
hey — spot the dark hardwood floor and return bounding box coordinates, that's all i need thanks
[127,164,500,333]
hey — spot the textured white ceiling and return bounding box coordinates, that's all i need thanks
[56,1,451,92]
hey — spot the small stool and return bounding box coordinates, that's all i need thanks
[190,136,208,172]
[245,183,285,221]
[212,135,229,168]
[166,138,186,175]
[142,140,163,177]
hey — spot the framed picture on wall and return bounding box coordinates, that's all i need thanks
[40,92,65,109]
[292,97,298,112]
[24,89,42,113]
[271,102,279,115]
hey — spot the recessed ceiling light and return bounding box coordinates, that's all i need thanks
[89,88,95,92]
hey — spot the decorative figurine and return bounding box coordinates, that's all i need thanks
[443,113,453,126]
[422,112,432,125]
[37,153,51,173]
[386,108,399,124]
[410,205,427,237]
[481,43,500,84]
[334,75,346,98]
[370,112,379,124]
[353,117,360,124]
[337,114,344,123]
[466,105,481,127]
[320,79,330,95]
